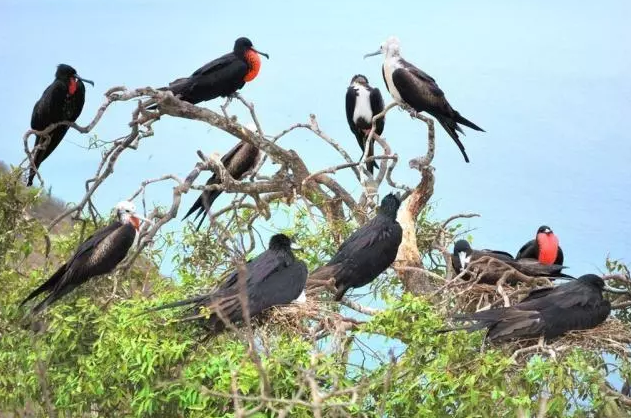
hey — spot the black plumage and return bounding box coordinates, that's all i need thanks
[345,74,385,174]
[449,274,610,342]
[28,64,93,186]
[147,234,307,334]
[516,225,564,265]
[157,37,268,106]
[452,240,571,283]
[20,201,145,315]
[182,141,261,230]
[309,193,403,300]
[365,37,484,163]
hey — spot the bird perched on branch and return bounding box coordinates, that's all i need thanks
[308,193,403,300]
[364,37,484,163]
[156,37,268,106]
[443,274,611,342]
[345,74,385,174]
[145,234,307,334]
[20,201,150,315]
[516,225,564,265]
[28,64,94,186]
[452,240,572,284]
[182,140,261,230]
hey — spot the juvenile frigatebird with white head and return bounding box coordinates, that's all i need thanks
[20,201,151,315]
[345,74,385,174]
[364,37,484,162]
[28,64,94,186]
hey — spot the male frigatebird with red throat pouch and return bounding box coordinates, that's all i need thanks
[157,37,268,106]
[20,201,151,315]
[28,64,94,186]
[516,225,564,265]
[364,37,484,163]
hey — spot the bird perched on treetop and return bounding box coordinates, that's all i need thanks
[28,64,94,186]
[156,37,269,106]
[452,240,572,284]
[145,234,307,334]
[182,139,261,230]
[308,193,403,300]
[364,37,484,163]
[345,74,385,174]
[516,225,564,265]
[443,274,611,342]
[20,201,150,315]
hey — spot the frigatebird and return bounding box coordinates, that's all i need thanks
[516,225,564,265]
[146,234,307,334]
[157,37,268,106]
[28,64,94,186]
[308,193,402,300]
[364,37,484,163]
[20,201,149,315]
[345,74,385,174]
[446,274,610,342]
[452,240,572,284]
[183,140,261,230]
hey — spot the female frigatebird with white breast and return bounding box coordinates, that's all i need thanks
[20,201,150,315]
[452,240,572,284]
[345,74,385,174]
[183,140,261,230]
[146,234,307,334]
[516,225,564,265]
[28,64,94,186]
[444,274,610,342]
[364,37,484,163]
[157,37,268,105]
[308,193,403,300]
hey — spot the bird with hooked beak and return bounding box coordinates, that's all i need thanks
[20,201,151,315]
[364,37,484,162]
[28,64,94,186]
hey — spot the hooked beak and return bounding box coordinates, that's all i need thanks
[363,50,382,59]
[458,251,469,271]
[132,213,153,225]
[76,75,94,86]
[252,48,269,59]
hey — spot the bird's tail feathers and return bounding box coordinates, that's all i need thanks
[436,117,470,163]
[20,263,68,307]
[454,111,485,132]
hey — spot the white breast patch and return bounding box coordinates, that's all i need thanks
[383,58,403,102]
[352,85,373,125]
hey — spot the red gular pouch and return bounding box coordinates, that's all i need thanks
[68,77,78,95]
[537,232,559,265]
[243,50,262,82]
[129,216,141,231]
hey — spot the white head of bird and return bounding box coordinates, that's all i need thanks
[114,201,151,230]
[364,36,401,59]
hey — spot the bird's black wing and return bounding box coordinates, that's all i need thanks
[30,81,67,130]
[191,53,240,76]
[345,86,360,139]
[480,249,514,260]
[556,247,564,265]
[369,87,385,136]
[515,239,537,260]
[247,259,308,316]
[331,217,385,263]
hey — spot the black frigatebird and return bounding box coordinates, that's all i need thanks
[516,225,564,265]
[28,64,94,186]
[445,274,610,342]
[20,201,150,315]
[345,74,385,174]
[146,234,307,334]
[364,37,484,163]
[183,140,261,230]
[157,37,268,106]
[308,193,403,300]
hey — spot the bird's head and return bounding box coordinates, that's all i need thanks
[378,193,401,218]
[55,64,94,95]
[364,36,401,59]
[234,37,269,59]
[453,240,473,272]
[269,233,292,250]
[578,274,605,289]
[350,74,369,87]
[535,225,559,265]
[114,201,151,231]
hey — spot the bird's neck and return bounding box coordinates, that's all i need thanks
[243,50,261,82]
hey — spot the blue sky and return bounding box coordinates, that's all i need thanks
[1,0,630,278]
